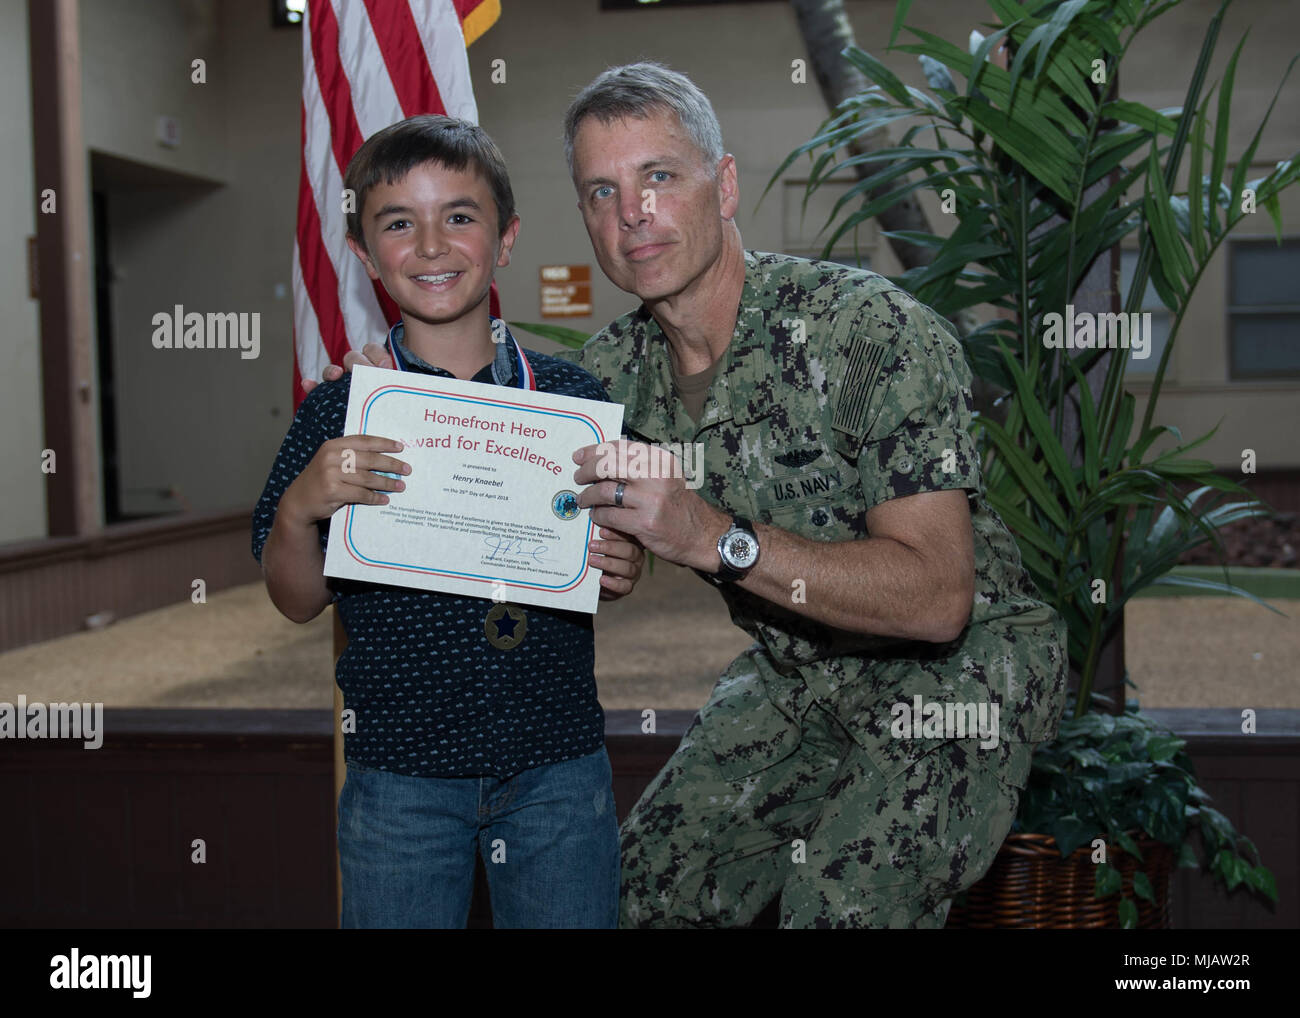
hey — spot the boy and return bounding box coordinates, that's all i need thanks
[252,115,642,929]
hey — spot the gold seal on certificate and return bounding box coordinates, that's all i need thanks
[322,365,624,615]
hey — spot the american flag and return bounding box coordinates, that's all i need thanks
[293,0,500,409]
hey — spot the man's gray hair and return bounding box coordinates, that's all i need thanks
[563,62,725,177]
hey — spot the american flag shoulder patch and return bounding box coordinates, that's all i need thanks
[832,336,893,440]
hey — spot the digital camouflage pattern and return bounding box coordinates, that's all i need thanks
[617,665,1030,928]
[558,250,1068,926]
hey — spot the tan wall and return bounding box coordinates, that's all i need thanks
[0,0,46,543]
[81,0,230,181]
[468,0,850,330]
[467,0,967,328]
[1122,0,1300,468]
[9,0,1294,541]
[468,0,1300,470]
[80,0,298,518]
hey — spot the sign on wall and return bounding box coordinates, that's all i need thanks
[539,265,592,318]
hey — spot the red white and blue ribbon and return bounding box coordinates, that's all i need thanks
[385,320,535,391]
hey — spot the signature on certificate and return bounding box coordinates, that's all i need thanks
[483,535,550,562]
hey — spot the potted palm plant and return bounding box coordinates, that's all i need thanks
[768,0,1294,927]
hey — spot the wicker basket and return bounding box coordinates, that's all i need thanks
[945,831,1174,928]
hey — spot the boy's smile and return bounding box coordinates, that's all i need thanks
[348,161,519,331]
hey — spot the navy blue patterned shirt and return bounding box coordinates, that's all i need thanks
[252,322,609,778]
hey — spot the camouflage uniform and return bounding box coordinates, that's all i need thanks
[561,251,1068,928]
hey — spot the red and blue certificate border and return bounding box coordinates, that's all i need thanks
[340,383,609,594]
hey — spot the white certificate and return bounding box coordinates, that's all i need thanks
[323,365,624,614]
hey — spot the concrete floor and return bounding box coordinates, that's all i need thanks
[0,566,1295,710]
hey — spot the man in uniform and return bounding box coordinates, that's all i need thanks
[564,63,1068,929]
[320,62,1068,928]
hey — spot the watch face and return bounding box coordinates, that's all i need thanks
[722,530,760,570]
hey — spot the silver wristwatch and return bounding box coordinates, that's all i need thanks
[713,515,760,582]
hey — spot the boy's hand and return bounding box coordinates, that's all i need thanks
[280,435,409,525]
[301,343,394,396]
[589,526,646,602]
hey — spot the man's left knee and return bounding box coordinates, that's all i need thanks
[778,739,1027,927]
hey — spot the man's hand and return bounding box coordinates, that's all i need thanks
[572,439,975,643]
[300,342,394,396]
[280,434,409,525]
[573,440,729,571]
[589,527,646,601]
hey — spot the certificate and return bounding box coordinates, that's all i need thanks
[323,365,624,614]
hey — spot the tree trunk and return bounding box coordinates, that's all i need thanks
[788,0,935,271]
[788,0,1001,416]
[788,0,1125,709]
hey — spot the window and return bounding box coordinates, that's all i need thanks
[1119,250,1173,378]
[1228,238,1300,379]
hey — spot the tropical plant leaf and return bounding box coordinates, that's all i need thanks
[1067,358,1100,490]
[1102,100,1179,137]
[1144,148,1193,296]
[843,46,913,105]
[967,25,1014,96]
[1007,0,1089,98]
[998,342,1080,508]
[977,415,1070,532]
[1188,98,1208,260]
[507,322,591,349]
[888,0,916,48]
[918,54,956,93]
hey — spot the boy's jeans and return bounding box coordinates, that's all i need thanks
[338,745,620,928]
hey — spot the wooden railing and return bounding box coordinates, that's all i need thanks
[0,509,261,653]
[0,707,1293,928]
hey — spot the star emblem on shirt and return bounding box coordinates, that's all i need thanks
[484,603,527,650]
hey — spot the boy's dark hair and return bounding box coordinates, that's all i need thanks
[344,114,516,248]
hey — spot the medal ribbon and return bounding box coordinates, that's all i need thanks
[385,321,535,391]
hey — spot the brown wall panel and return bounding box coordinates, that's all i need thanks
[0,509,262,652]
[0,708,1294,929]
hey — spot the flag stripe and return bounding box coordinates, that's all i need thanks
[362,0,447,117]
[333,0,403,136]
[413,0,477,122]
[301,10,386,368]
[294,0,496,410]
[294,103,346,375]
[310,0,395,338]
[292,240,327,385]
[310,0,364,181]
[457,0,500,47]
